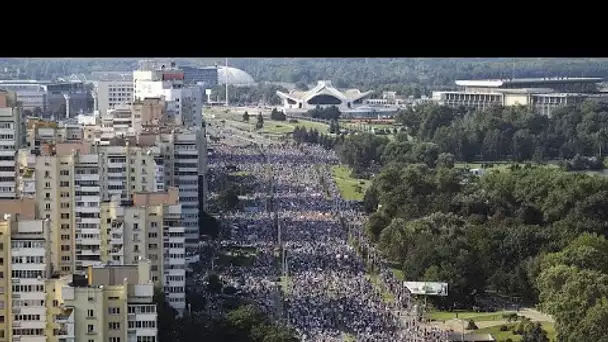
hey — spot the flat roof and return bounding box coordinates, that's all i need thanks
[456,77,603,88]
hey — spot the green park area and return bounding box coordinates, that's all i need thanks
[475,322,556,342]
[259,119,329,135]
[331,166,370,201]
[426,310,556,342]
[279,276,292,296]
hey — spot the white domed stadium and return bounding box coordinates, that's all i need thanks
[217,66,255,86]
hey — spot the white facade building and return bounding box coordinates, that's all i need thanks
[93,79,133,116]
[277,80,373,113]
[133,62,204,128]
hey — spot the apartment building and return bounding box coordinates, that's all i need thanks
[93,77,134,116]
[131,98,165,133]
[156,131,205,246]
[97,143,160,202]
[0,90,24,199]
[17,142,98,275]
[25,119,82,152]
[100,188,186,311]
[133,61,204,128]
[0,213,51,342]
[102,106,134,139]
[0,80,47,113]
[49,259,157,342]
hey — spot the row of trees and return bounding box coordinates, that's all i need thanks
[362,162,608,340]
[396,101,608,163]
[292,127,342,150]
[269,108,286,121]
[156,283,297,342]
[5,58,608,93]
[210,83,288,105]
[306,106,341,120]
[242,112,265,129]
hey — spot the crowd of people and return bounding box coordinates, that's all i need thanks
[205,138,449,341]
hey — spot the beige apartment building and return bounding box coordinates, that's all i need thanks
[0,211,51,342]
[0,189,150,342]
[16,140,164,275]
[48,259,157,342]
[100,188,186,311]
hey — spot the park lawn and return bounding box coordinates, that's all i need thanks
[331,166,370,201]
[454,162,560,171]
[260,122,295,134]
[257,119,329,135]
[366,273,395,304]
[279,276,292,296]
[474,322,556,342]
[391,267,404,281]
[343,333,356,342]
[294,120,329,134]
[230,171,250,177]
[427,310,513,322]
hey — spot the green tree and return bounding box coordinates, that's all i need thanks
[199,210,220,239]
[256,112,264,129]
[522,322,549,342]
[218,186,240,211]
[436,152,455,169]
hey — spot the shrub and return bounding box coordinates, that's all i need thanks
[499,325,509,331]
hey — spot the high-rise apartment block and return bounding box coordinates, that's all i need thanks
[133,60,204,128]
[0,90,23,199]
[0,208,157,342]
[100,188,186,310]
[0,60,208,327]
[50,258,157,342]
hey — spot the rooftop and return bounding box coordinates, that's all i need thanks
[277,80,372,102]
[456,77,604,88]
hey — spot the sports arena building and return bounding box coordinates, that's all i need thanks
[277,80,372,113]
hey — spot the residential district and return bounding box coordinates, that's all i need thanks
[0,58,606,342]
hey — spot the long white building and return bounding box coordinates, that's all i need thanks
[432,77,608,116]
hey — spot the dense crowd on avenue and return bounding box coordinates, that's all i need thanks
[205,137,449,341]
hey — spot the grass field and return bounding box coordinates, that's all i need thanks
[279,276,292,296]
[391,267,404,281]
[366,273,395,304]
[343,333,356,342]
[331,166,371,201]
[427,310,511,322]
[454,162,560,171]
[475,322,556,342]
